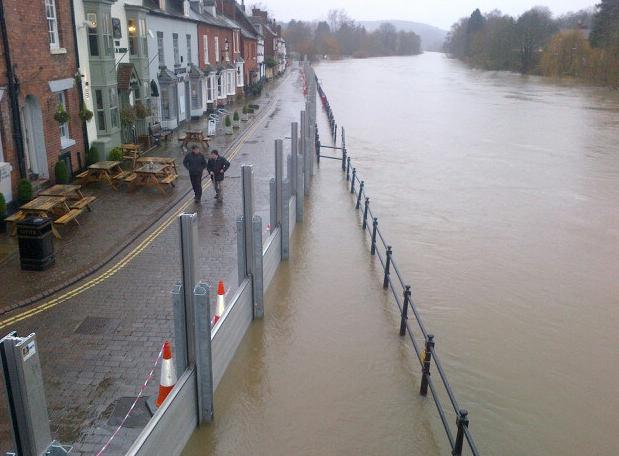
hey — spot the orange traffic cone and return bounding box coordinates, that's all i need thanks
[155,341,177,408]
[212,280,225,325]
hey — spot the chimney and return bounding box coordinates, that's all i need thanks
[158,0,166,11]
[190,0,202,15]
[204,0,216,16]
[240,0,245,13]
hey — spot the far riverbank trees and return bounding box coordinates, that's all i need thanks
[283,10,422,60]
[445,2,619,87]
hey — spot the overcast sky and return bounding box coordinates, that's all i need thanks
[255,1,596,30]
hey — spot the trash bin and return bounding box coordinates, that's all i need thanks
[16,216,55,271]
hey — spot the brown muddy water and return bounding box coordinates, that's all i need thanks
[184,53,619,456]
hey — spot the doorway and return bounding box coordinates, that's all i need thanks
[23,95,48,179]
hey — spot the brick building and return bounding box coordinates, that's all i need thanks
[0,0,85,205]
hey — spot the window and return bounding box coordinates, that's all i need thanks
[95,89,105,131]
[45,0,59,49]
[227,70,234,96]
[109,88,119,129]
[186,34,192,64]
[206,76,213,102]
[214,36,220,63]
[88,13,99,56]
[128,19,137,55]
[217,74,223,98]
[173,33,180,66]
[203,35,209,64]
[140,19,148,56]
[183,0,190,16]
[58,92,69,140]
[157,32,164,67]
[103,13,113,56]
[191,80,201,109]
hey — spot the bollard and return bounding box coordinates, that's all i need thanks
[346,157,351,181]
[363,198,370,230]
[452,409,469,456]
[400,286,411,336]
[420,334,434,396]
[383,246,392,289]
[356,181,364,209]
[342,147,347,172]
[351,168,356,193]
[371,217,378,255]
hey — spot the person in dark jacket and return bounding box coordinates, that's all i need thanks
[183,145,207,203]
[206,150,230,200]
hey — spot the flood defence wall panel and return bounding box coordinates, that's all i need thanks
[211,279,253,390]
[126,369,197,456]
[289,196,296,240]
[263,228,282,290]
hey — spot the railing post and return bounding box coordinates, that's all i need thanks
[351,168,356,193]
[383,246,392,289]
[400,285,410,336]
[342,147,347,172]
[420,334,434,396]
[362,198,370,230]
[371,217,378,255]
[452,409,469,456]
[355,181,364,209]
[346,157,351,181]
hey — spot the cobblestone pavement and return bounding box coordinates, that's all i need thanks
[0,74,288,312]
[0,66,306,455]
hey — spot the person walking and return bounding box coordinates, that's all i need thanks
[207,149,230,201]
[183,145,207,203]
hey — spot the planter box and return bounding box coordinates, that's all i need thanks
[225,126,233,135]
[241,114,248,122]
[233,120,240,129]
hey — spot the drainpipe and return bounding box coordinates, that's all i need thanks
[70,0,89,170]
[0,0,27,177]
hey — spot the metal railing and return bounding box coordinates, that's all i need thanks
[316,78,481,456]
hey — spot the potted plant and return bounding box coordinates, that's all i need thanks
[79,103,94,122]
[54,104,70,124]
[18,179,33,205]
[86,145,99,166]
[120,105,137,128]
[233,111,240,128]
[108,147,124,162]
[54,160,69,184]
[241,105,249,122]
[0,192,6,234]
[134,101,151,119]
[224,115,233,135]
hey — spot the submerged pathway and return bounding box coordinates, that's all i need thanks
[0,68,305,455]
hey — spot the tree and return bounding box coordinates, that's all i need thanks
[590,0,619,48]
[516,7,558,73]
[314,21,331,55]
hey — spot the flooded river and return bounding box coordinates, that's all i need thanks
[185,53,619,456]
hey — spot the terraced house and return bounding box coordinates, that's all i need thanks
[0,0,85,206]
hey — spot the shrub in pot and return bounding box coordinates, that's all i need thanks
[86,145,99,166]
[0,192,6,233]
[233,111,240,128]
[79,103,94,122]
[54,160,69,184]
[241,105,249,121]
[108,147,124,162]
[224,115,233,135]
[18,179,33,205]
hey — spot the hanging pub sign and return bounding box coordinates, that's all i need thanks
[112,17,122,39]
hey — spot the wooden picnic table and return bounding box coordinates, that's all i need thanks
[20,196,71,239]
[122,144,143,169]
[85,161,126,190]
[179,130,209,151]
[136,156,178,175]
[133,163,176,194]
[38,184,97,212]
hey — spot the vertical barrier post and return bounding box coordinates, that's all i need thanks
[236,216,246,285]
[371,218,378,255]
[269,178,276,233]
[275,139,283,226]
[400,286,411,336]
[363,198,370,230]
[179,213,198,367]
[241,165,255,277]
[172,283,186,377]
[420,334,434,396]
[252,216,264,319]
[193,283,213,424]
[342,146,347,171]
[291,122,298,192]
[281,179,290,260]
[453,410,469,456]
[351,168,356,193]
[301,110,309,195]
[346,157,351,181]
[287,154,292,189]
[356,181,364,209]
[383,246,392,289]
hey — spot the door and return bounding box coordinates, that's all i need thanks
[178,82,186,123]
[23,95,48,179]
[185,81,190,121]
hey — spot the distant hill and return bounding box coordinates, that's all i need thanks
[359,20,448,51]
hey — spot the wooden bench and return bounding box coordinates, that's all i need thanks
[112,170,130,180]
[160,175,178,186]
[5,211,26,236]
[124,173,137,182]
[69,196,97,211]
[75,170,90,179]
[54,208,83,226]
[149,123,173,145]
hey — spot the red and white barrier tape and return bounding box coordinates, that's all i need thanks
[96,342,165,456]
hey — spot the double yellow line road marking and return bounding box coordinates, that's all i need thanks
[0,96,278,330]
